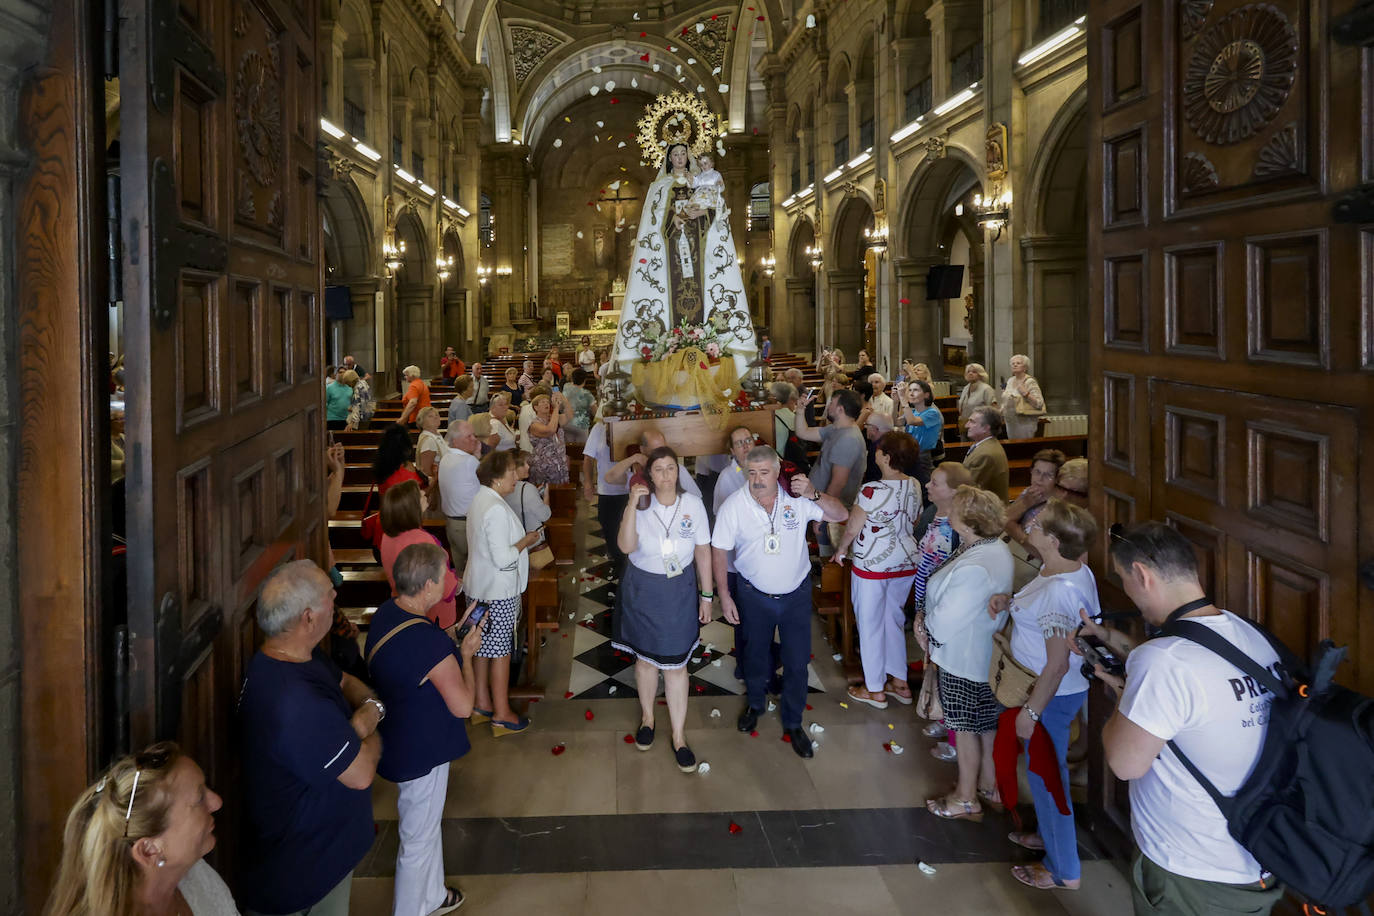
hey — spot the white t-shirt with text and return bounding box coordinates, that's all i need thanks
[1118,611,1281,884]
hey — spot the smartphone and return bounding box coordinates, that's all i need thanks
[1076,635,1126,680]
[456,602,488,641]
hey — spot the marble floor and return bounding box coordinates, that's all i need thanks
[349,492,1134,915]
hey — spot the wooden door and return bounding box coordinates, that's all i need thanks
[1087,0,1374,889]
[119,0,324,876]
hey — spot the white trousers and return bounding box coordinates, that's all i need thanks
[850,573,915,692]
[393,761,450,916]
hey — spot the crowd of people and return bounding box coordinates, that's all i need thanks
[56,345,1290,916]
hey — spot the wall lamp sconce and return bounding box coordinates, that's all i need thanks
[436,254,454,281]
[477,265,492,285]
[973,187,1012,241]
[760,254,776,277]
[805,244,823,269]
[495,265,513,278]
[863,224,888,258]
[383,239,405,272]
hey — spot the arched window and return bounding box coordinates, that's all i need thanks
[749,181,770,232]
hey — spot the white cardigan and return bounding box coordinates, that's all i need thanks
[463,486,530,600]
[924,539,1015,682]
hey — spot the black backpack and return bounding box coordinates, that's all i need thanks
[777,415,811,475]
[1164,619,1374,909]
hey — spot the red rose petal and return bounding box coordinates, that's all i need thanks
[806,704,814,711]
[750,730,758,737]
[900,298,911,305]
[585,709,595,720]
[782,733,792,743]
[564,690,574,698]
[610,98,619,104]
[623,734,634,744]
[728,821,743,834]
[640,53,650,61]
[883,742,893,753]
[694,684,705,693]
[551,744,567,756]
[700,362,708,370]
[639,258,647,263]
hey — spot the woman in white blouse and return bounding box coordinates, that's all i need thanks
[465,450,542,736]
[1000,354,1045,439]
[415,406,448,504]
[919,485,1014,822]
[613,446,714,773]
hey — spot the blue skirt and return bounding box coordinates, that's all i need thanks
[611,560,700,669]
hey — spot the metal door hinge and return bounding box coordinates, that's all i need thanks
[149,158,228,329]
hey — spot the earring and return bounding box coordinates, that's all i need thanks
[157,859,166,868]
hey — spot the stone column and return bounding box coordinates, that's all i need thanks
[460,85,484,353]
[844,81,860,154]
[797,127,815,185]
[320,20,345,121]
[1020,235,1088,412]
[345,59,375,138]
[825,101,846,170]
[825,268,865,357]
[925,0,951,102]
[783,277,818,354]
[892,255,945,372]
[484,147,530,352]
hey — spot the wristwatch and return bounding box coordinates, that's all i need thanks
[364,697,386,722]
[1023,705,1040,723]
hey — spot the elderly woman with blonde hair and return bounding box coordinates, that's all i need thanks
[1000,354,1045,439]
[958,362,997,425]
[920,485,1014,822]
[44,742,237,916]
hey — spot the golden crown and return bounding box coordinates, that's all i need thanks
[636,91,722,169]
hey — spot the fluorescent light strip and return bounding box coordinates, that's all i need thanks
[442,197,459,211]
[1017,21,1084,66]
[419,182,436,196]
[797,184,815,199]
[823,168,844,184]
[319,118,346,139]
[781,195,797,207]
[890,117,925,144]
[456,205,471,218]
[847,151,871,169]
[395,168,417,184]
[353,141,381,161]
[933,83,979,117]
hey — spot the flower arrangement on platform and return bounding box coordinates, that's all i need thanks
[637,317,736,363]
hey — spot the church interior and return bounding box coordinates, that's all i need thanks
[0,0,1371,912]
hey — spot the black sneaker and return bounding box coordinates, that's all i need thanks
[634,725,654,750]
[674,744,698,773]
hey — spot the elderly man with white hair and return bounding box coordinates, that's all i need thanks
[238,560,381,916]
[439,420,483,570]
[869,373,895,424]
[398,364,431,426]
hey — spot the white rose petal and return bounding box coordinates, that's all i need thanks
[553,138,563,148]
[596,120,605,128]
[608,686,617,694]
[697,762,711,775]
[918,861,937,875]
[809,723,825,734]
[605,80,616,91]
[832,653,843,662]
[589,86,600,95]
[767,700,777,712]
[696,23,705,32]
[890,742,905,755]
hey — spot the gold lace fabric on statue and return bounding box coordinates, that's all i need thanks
[631,346,740,428]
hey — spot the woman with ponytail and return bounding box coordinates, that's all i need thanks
[44,741,237,916]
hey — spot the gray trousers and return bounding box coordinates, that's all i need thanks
[446,516,468,574]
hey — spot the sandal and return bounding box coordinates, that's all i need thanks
[1008,831,1045,851]
[978,787,1005,812]
[884,679,914,705]
[470,707,492,724]
[1011,863,1078,890]
[430,885,465,914]
[846,685,889,709]
[925,795,983,823]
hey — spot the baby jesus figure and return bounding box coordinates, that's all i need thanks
[687,152,725,215]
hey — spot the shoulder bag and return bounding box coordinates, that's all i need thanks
[988,618,1038,708]
[359,483,383,549]
[366,616,429,667]
[521,485,555,571]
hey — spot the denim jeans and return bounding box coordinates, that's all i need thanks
[1025,691,1086,882]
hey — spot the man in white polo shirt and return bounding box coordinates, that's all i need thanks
[713,427,779,687]
[712,446,847,757]
[1088,521,1283,915]
[438,420,482,571]
[583,417,631,575]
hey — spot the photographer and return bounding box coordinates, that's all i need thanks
[1085,521,1282,915]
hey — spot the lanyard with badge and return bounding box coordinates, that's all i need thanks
[763,494,782,555]
[652,499,684,578]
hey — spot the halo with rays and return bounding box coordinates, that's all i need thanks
[636,91,722,169]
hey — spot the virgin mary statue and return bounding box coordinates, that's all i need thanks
[613,121,757,408]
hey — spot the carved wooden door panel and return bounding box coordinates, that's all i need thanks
[119,0,323,876]
[1087,0,1373,888]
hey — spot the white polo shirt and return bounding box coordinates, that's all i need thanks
[626,492,711,575]
[489,415,517,451]
[712,460,748,575]
[583,423,627,496]
[712,484,824,595]
[438,448,481,517]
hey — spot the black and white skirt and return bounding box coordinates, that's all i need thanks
[937,669,1002,734]
[611,561,700,670]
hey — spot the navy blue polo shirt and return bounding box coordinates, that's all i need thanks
[364,600,471,783]
[238,650,375,914]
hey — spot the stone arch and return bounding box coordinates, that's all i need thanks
[320,177,374,281]
[1023,88,1089,412]
[827,194,875,358]
[782,217,817,353]
[393,208,430,286]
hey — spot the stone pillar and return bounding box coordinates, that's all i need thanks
[460,86,484,353]
[320,20,345,121]
[346,58,375,137]
[1020,235,1088,412]
[783,277,817,355]
[797,127,815,185]
[825,101,846,170]
[893,255,945,373]
[844,81,860,154]
[925,0,951,102]
[825,268,865,357]
[484,147,530,352]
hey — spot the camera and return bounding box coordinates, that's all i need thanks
[1076,634,1126,681]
